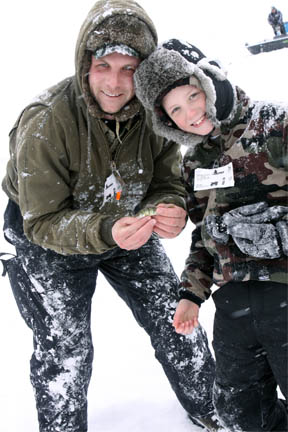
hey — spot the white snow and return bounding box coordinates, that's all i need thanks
[0,1,287,431]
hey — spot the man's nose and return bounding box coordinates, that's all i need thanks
[107,71,120,89]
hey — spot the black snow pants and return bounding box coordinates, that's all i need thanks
[3,200,215,432]
[272,23,286,36]
[212,280,288,431]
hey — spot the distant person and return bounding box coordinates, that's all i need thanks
[134,38,288,431]
[0,1,220,432]
[268,6,286,36]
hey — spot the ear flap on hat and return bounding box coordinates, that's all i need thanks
[189,76,202,90]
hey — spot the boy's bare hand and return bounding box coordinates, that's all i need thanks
[173,299,199,335]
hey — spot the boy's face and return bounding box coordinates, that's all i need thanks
[162,85,214,135]
[88,52,140,117]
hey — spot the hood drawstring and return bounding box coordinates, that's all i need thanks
[115,119,122,144]
[136,111,146,174]
[86,106,93,176]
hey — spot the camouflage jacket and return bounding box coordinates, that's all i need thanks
[179,87,288,305]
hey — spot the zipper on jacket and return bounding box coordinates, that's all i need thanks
[113,115,144,174]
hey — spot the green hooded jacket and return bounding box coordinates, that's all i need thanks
[2,0,186,255]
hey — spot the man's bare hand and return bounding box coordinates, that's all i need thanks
[153,204,187,238]
[112,216,156,250]
[173,299,199,335]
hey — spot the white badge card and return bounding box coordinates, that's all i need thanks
[101,173,122,207]
[194,162,235,191]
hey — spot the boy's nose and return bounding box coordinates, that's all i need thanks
[186,107,196,123]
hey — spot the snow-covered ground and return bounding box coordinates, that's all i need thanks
[0,1,287,431]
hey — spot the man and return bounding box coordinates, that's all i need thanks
[1,1,218,431]
[268,6,286,36]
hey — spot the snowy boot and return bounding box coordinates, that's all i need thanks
[188,413,224,431]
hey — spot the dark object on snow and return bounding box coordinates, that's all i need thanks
[268,7,286,36]
[212,280,288,431]
[188,413,223,431]
[247,13,288,55]
[246,33,288,55]
[205,202,288,259]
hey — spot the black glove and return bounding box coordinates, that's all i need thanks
[227,222,280,259]
[276,220,288,256]
[205,202,288,259]
[204,214,229,244]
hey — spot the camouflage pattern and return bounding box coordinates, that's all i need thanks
[180,87,288,303]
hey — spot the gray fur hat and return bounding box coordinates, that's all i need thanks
[76,0,158,120]
[86,13,156,60]
[134,39,237,147]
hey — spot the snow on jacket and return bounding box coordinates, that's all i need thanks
[134,41,288,304]
[2,0,186,256]
[268,9,284,27]
[180,91,288,303]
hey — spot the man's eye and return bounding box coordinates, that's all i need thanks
[124,66,136,72]
[94,62,108,69]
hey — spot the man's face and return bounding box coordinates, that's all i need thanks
[88,52,140,115]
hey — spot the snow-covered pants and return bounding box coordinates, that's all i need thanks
[3,200,215,432]
[212,280,288,431]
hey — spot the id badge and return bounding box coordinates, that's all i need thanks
[101,172,123,207]
[194,162,235,191]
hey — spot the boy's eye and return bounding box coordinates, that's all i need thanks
[189,91,200,100]
[171,106,180,115]
[170,107,179,116]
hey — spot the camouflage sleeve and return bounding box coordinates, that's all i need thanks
[178,162,214,305]
[282,113,288,169]
[179,223,214,305]
[267,110,288,169]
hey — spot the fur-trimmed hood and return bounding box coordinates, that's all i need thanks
[75,0,158,121]
[134,39,238,148]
